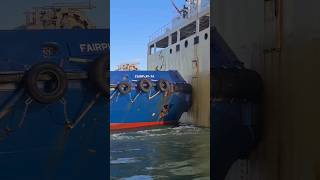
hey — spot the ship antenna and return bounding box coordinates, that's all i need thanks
[170,0,182,15]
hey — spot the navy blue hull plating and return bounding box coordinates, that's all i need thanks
[0,30,109,179]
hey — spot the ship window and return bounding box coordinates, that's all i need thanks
[155,36,169,52]
[194,36,199,44]
[204,33,209,40]
[149,44,155,55]
[184,40,188,48]
[200,15,210,31]
[176,44,180,52]
[171,32,177,44]
[170,49,173,54]
[180,21,196,40]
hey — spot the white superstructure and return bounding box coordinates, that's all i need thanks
[147,0,210,127]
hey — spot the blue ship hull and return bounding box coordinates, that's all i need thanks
[110,70,192,130]
[0,30,109,179]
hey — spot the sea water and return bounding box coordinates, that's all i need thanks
[110,125,210,180]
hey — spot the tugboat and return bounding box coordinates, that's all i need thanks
[0,2,108,180]
[110,70,192,130]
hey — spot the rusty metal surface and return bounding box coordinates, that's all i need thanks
[213,0,320,179]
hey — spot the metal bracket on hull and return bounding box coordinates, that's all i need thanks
[60,98,70,124]
[0,88,25,119]
[0,91,101,141]
[18,97,33,127]
[68,93,101,129]
[129,92,141,103]
[148,90,161,100]
[0,91,34,140]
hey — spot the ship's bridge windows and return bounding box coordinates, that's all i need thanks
[171,32,178,44]
[180,21,196,41]
[149,36,169,55]
[156,36,169,48]
[199,15,210,31]
[154,36,169,53]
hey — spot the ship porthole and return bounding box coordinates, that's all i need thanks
[138,78,153,93]
[117,82,131,94]
[204,33,208,40]
[184,40,188,48]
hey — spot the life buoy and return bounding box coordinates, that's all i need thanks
[156,79,170,92]
[25,62,67,104]
[89,55,108,96]
[117,82,131,94]
[138,78,153,93]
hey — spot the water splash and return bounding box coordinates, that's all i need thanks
[110,157,140,164]
[110,125,210,179]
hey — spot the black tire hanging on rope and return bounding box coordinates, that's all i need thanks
[138,78,153,93]
[25,62,68,104]
[156,79,170,92]
[117,82,131,94]
[89,55,109,96]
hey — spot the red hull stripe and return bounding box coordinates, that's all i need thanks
[111,121,172,130]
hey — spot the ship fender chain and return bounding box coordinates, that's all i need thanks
[156,79,171,92]
[117,82,131,94]
[89,55,109,96]
[25,62,68,104]
[138,78,153,93]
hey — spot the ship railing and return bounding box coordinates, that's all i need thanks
[148,5,210,43]
[149,22,172,42]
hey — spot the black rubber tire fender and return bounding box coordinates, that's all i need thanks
[89,55,109,96]
[25,62,67,104]
[156,79,170,92]
[138,78,153,93]
[117,82,131,94]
